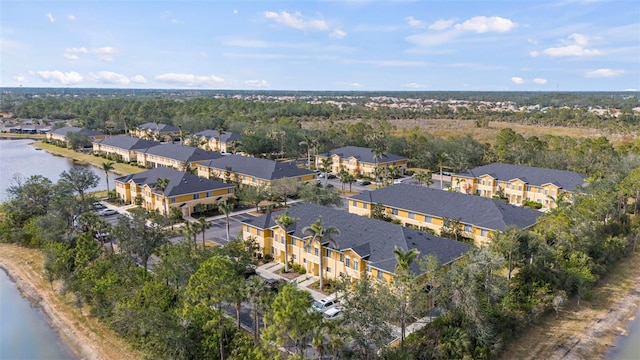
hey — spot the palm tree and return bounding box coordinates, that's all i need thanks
[436,152,449,190]
[345,173,356,192]
[197,216,211,248]
[102,161,114,199]
[154,177,170,215]
[275,211,297,272]
[218,200,234,242]
[303,217,340,292]
[320,158,333,187]
[393,247,420,353]
[216,127,225,152]
[181,220,197,250]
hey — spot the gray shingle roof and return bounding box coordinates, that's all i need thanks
[319,146,407,164]
[141,144,223,162]
[456,163,586,191]
[137,122,180,133]
[351,184,542,231]
[93,135,160,150]
[199,155,316,181]
[193,130,243,143]
[115,167,232,197]
[242,202,470,273]
[51,126,104,137]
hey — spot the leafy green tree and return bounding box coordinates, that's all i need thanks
[112,208,168,273]
[413,170,433,187]
[5,175,57,227]
[263,283,322,357]
[237,184,267,212]
[182,255,244,360]
[298,183,342,207]
[271,178,299,207]
[489,226,524,282]
[303,216,340,291]
[59,166,100,203]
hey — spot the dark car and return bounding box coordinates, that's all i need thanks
[264,278,286,292]
[327,174,337,179]
[358,180,371,186]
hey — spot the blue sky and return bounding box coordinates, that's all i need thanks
[1,1,639,91]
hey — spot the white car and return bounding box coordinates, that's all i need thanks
[323,307,342,320]
[98,208,118,217]
[312,297,337,312]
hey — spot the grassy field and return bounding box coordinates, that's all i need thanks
[33,142,144,176]
[390,119,626,145]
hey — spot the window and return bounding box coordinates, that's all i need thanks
[314,247,319,256]
[481,180,485,185]
[352,200,357,207]
[526,186,532,192]
[193,193,200,200]
[257,230,262,237]
[170,198,176,204]
[281,234,285,244]
[552,190,556,196]
[303,258,307,264]
[325,248,331,257]
[518,185,522,191]
[206,191,212,197]
[391,208,398,215]
[544,189,548,195]
[538,188,542,193]
[425,216,432,223]
[362,202,367,209]
[227,188,232,194]
[366,264,372,273]
[345,258,351,267]
[274,233,279,243]
[377,270,384,280]
[408,212,415,220]
[339,253,344,262]
[306,245,311,254]
[326,267,331,273]
[481,229,487,237]
[464,225,472,233]
[353,259,359,270]
[270,246,275,255]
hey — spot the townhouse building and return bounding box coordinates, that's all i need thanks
[196,154,318,187]
[47,126,106,144]
[191,130,243,153]
[349,184,542,246]
[315,146,408,178]
[131,122,180,142]
[136,143,223,172]
[92,135,160,162]
[451,163,586,210]
[242,202,470,283]
[115,167,234,217]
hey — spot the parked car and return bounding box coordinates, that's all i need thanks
[92,202,106,210]
[264,278,286,292]
[327,174,337,179]
[98,208,118,217]
[323,306,343,320]
[312,297,338,312]
[358,180,371,186]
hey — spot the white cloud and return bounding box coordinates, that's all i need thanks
[34,70,83,85]
[67,14,76,21]
[529,50,539,57]
[348,82,362,88]
[541,33,602,57]
[406,30,458,47]
[585,68,624,78]
[130,75,147,84]
[89,71,130,85]
[405,16,423,27]
[155,73,225,86]
[533,78,548,84]
[429,19,454,31]
[46,13,55,23]
[367,60,426,67]
[12,74,26,83]
[403,82,426,89]
[330,28,347,39]
[233,9,238,14]
[264,11,329,32]
[245,80,270,88]
[454,16,516,33]
[511,77,524,84]
[65,47,88,53]
[63,54,79,60]
[92,46,119,61]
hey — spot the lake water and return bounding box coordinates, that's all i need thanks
[608,308,640,360]
[0,139,113,202]
[0,138,114,359]
[0,269,75,360]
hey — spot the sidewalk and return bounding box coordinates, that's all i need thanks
[256,262,327,301]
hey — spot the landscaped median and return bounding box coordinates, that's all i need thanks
[33,141,144,176]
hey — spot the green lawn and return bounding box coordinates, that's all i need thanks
[33,142,144,176]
